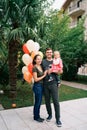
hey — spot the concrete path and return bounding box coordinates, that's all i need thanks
[0,98,87,130]
[62,80,87,90]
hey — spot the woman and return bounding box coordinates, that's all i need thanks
[32,54,47,122]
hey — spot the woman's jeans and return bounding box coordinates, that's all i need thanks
[33,83,43,120]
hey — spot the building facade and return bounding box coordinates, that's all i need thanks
[62,0,87,75]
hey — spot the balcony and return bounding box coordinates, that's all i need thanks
[78,64,87,76]
[68,2,85,17]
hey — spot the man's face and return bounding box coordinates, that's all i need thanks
[46,49,53,59]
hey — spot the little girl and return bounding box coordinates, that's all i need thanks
[48,51,63,86]
[52,51,63,73]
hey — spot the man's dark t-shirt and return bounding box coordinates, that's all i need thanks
[42,59,58,84]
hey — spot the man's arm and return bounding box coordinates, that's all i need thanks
[48,68,63,75]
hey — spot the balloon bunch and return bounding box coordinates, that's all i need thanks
[22,40,43,83]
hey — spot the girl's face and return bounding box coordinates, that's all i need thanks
[54,52,60,59]
[35,55,42,65]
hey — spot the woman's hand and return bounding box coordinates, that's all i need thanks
[44,70,48,76]
[47,68,52,74]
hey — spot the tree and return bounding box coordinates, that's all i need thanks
[0,0,54,98]
[41,10,87,80]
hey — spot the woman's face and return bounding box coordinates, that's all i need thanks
[35,55,42,65]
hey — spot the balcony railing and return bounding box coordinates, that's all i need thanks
[68,2,85,16]
[78,64,87,76]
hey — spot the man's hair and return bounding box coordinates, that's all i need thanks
[46,48,52,52]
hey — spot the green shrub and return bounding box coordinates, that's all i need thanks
[77,75,87,84]
[62,65,78,81]
[0,64,9,86]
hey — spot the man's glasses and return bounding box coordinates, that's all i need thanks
[46,52,52,53]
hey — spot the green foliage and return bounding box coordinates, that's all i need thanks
[0,81,87,109]
[0,0,44,42]
[62,64,78,81]
[0,64,9,86]
[61,19,87,80]
[0,38,8,86]
[0,81,34,109]
[41,10,87,81]
[77,75,87,84]
[0,0,54,87]
[1,0,87,86]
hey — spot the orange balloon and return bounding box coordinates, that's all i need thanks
[12,103,16,108]
[28,63,33,74]
[31,51,36,59]
[24,72,32,83]
[22,44,30,54]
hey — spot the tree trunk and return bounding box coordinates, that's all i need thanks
[8,40,18,98]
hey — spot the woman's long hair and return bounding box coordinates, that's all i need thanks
[32,54,40,65]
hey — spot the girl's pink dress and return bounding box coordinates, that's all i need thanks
[51,58,63,72]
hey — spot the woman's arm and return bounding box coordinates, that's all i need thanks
[33,71,47,82]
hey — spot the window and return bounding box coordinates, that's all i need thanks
[77,15,82,21]
[77,0,82,7]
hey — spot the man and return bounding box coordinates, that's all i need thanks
[42,48,63,127]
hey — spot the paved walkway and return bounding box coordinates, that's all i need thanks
[0,98,87,130]
[0,81,87,130]
[61,80,87,90]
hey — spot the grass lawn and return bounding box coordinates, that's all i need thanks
[59,85,87,101]
[0,80,87,109]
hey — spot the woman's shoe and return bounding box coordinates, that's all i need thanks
[39,117,44,121]
[34,117,44,122]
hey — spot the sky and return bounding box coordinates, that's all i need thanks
[52,0,66,10]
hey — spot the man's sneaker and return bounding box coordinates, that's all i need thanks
[46,115,52,122]
[56,120,62,127]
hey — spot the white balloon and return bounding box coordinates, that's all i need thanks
[26,40,40,52]
[22,66,28,74]
[34,42,40,52]
[27,39,34,44]
[22,54,32,66]
[26,40,35,52]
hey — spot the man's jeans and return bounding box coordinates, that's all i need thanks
[33,83,43,120]
[44,82,60,122]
